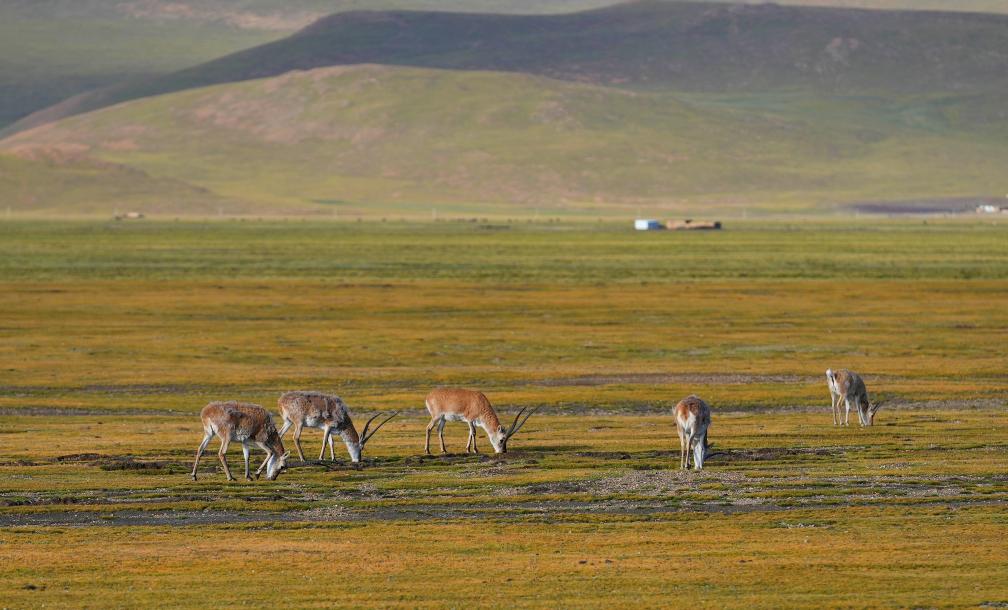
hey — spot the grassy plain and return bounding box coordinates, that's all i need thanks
[0,219,1006,607]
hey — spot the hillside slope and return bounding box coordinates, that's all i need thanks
[3,65,1006,215]
[0,0,623,130]
[9,1,1008,135]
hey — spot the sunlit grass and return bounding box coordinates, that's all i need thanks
[0,219,1005,607]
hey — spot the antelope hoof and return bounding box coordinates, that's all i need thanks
[191,473,197,481]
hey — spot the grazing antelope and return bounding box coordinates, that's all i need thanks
[826,368,882,426]
[424,388,539,454]
[275,390,398,464]
[191,401,289,481]
[674,395,711,470]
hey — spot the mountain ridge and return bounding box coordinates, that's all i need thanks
[6,1,1008,136]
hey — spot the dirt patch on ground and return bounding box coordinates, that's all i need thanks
[526,373,816,387]
[4,495,1004,528]
[51,453,178,472]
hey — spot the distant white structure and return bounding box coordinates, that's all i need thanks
[634,219,664,231]
[976,204,1008,214]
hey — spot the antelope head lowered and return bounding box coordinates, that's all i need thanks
[192,401,289,482]
[424,388,539,454]
[276,391,398,463]
[826,369,883,427]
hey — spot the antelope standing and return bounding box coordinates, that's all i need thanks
[276,390,398,463]
[825,368,882,426]
[424,388,539,454]
[675,395,711,470]
[191,401,289,481]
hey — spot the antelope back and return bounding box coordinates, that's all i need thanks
[279,391,351,427]
[425,388,501,428]
[834,370,867,401]
[201,401,278,442]
[674,395,711,429]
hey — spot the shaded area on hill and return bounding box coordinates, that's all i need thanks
[7,1,1008,135]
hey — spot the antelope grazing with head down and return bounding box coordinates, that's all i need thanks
[191,401,289,481]
[424,388,539,454]
[275,391,398,464]
[825,368,882,426]
[675,395,711,470]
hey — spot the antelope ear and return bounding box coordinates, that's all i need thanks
[282,451,291,459]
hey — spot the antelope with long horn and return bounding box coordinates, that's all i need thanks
[274,391,398,464]
[191,401,289,481]
[424,388,538,454]
[674,394,712,470]
[826,369,882,427]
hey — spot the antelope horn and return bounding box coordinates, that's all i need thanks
[361,411,399,446]
[505,405,540,439]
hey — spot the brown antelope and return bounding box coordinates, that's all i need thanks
[674,395,711,470]
[826,368,882,426]
[191,401,289,481]
[424,388,539,454]
[275,390,398,464]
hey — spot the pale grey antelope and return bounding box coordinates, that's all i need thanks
[276,390,398,463]
[826,368,883,426]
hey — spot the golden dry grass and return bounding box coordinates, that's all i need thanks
[0,220,1006,607]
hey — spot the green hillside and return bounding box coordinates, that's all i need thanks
[5,1,1007,131]
[3,65,1005,216]
[0,0,622,129]
[10,1,1007,135]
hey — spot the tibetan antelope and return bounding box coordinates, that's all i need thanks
[276,390,398,464]
[424,388,539,454]
[191,401,289,481]
[826,368,882,426]
[675,395,711,470]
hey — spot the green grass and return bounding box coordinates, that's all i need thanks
[4,66,1007,215]
[0,220,1005,411]
[0,219,1005,606]
[1,411,1006,607]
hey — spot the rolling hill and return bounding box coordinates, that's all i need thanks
[8,1,1008,136]
[3,65,1005,216]
[4,0,1007,132]
[0,0,624,130]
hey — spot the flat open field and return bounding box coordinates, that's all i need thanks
[1,219,1006,607]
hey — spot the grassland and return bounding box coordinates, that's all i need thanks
[4,66,1007,215]
[0,219,1005,607]
[2,411,1007,607]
